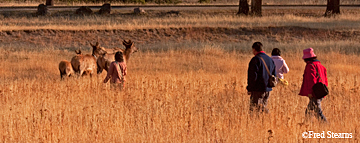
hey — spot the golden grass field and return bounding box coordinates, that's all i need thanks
[0,8,360,142]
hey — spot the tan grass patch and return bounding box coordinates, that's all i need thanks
[2,10,360,31]
[0,42,359,142]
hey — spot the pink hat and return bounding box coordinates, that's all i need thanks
[302,48,317,59]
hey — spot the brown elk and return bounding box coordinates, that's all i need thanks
[97,40,138,74]
[71,42,107,77]
[58,60,74,80]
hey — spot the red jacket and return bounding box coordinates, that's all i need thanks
[299,60,328,97]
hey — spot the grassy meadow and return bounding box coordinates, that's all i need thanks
[0,9,360,142]
[3,9,360,31]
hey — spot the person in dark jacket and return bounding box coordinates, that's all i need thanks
[247,42,277,113]
[299,48,328,122]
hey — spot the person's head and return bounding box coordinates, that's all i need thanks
[252,42,263,55]
[302,48,317,62]
[115,51,124,62]
[271,48,281,56]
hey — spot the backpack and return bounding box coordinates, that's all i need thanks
[312,63,329,99]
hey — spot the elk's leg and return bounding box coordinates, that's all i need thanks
[79,69,85,78]
[97,63,103,74]
[66,72,71,78]
[60,70,64,80]
[105,61,110,72]
[89,70,93,78]
[66,68,72,78]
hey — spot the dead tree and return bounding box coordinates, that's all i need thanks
[325,0,340,17]
[250,0,262,16]
[46,0,53,6]
[237,0,249,15]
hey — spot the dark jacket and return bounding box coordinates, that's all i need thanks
[247,52,277,92]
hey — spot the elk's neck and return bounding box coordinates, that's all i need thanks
[124,50,131,63]
[92,50,100,59]
[126,54,131,61]
[92,53,98,59]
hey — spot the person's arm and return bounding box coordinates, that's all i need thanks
[324,66,328,86]
[282,60,289,74]
[247,57,258,92]
[104,62,115,83]
[271,60,277,77]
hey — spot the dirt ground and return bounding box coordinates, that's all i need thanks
[1,26,360,46]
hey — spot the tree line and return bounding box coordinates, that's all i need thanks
[43,0,341,16]
[238,0,341,17]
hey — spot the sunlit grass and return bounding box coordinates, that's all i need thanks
[0,41,359,142]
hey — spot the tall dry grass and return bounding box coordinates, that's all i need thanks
[0,42,359,142]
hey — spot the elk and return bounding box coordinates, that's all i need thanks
[71,42,107,77]
[97,40,138,74]
[58,60,74,80]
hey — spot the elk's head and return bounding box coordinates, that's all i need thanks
[122,40,138,54]
[90,42,107,58]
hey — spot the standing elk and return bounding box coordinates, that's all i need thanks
[97,40,138,74]
[71,42,107,77]
[58,60,74,80]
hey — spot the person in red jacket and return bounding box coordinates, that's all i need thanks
[299,48,328,122]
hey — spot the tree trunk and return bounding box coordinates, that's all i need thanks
[325,0,340,16]
[251,0,262,16]
[237,0,249,15]
[46,0,53,6]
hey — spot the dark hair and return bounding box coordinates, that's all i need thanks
[304,57,317,62]
[271,48,281,56]
[252,42,263,52]
[115,51,124,62]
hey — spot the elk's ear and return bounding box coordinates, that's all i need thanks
[128,40,133,45]
[119,48,125,52]
[75,49,81,54]
[122,40,127,45]
[90,41,94,47]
